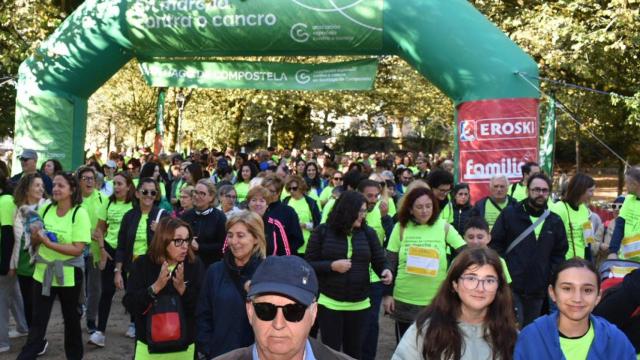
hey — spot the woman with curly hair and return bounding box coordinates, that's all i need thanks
[393,247,517,360]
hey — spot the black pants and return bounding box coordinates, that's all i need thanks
[98,244,129,333]
[18,268,83,360]
[318,305,368,359]
[513,292,545,328]
[18,274,33,328]
[394,321,412,344]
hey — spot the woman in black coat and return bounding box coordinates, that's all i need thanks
[124,217,204,359]
[305,190,393,359]
[451,183,473,235]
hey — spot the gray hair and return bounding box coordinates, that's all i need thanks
[489,174,509,186]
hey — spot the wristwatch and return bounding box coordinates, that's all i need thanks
[148,285,157,299]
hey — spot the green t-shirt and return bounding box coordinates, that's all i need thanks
[288,197,312,254]
[387,220,466,306]
[135,341,195,359]
[234,181,250,204]
[439,202,454,224]
[484,198,507,230]
[619,194,640,261]
[529,216,545,239]
[499,257,512,284]
[511,182,528,202]
[133,213,149,257]
[321,197,335,224]
[33,205,91,287]
[82,190,106,259]
[104,200,134,249]
[551,201,590,259]
[559,322,594,360]
[318,185,334,209]
[0,195,16,264]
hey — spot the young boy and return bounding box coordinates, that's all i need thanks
[463,216,512,284]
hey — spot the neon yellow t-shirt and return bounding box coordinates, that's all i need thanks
[439,202,454,224]
[366,205,384,283]
[287,197,312,254]
[135,341,195,359]
[528,216,545,239]
[484,199,507,230]
[33,205,91,287]
[551,201,590,259]
[321,198,335,224]
[511,182,527,202]
[387,220,465,306]
[82,190,106,259]
[559,322,594,360]
[234,182,250,204]
[318,185,334,208]
[619,194,640,261]
[103,200,134,249]
[133,214,149,257]
[499,257,512,284]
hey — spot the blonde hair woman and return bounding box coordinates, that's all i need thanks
[195,211,266,358]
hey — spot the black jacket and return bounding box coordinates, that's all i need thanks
[283,195,322,229]
[264,200,304,256]
[115,206,169,273]
[181,208,227,267]
[471,195,518,220]
[123,255,205,349]
[490,200,568,297]
[451,202,473,235]
[214,337,354,360]
[305,224,389,302]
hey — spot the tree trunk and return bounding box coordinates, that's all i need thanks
[575,125,580,173]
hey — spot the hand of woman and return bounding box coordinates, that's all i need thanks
[607,252,618,260]
[152,262,171,294]
[114,271,124,290]
[379,201,389,217]
[172,263,186,295]
[99,247,112,270]
[380,269,393,285]
[191,237,199,251]
[383,295,395,314]
[150,221,158,232]
[331,259,352,273]
[29,228,45,246]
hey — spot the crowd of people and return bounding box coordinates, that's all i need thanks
[0,145,638,360]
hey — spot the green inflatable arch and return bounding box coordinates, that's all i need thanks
[14,0,539,197]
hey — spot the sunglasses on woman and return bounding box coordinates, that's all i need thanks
[252,302,308,322]
[141,189,157,197]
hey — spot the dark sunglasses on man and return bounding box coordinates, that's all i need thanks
[252,302,308,323]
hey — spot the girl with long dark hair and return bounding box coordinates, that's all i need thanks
[304,162,323,199]
[393,247,517,360]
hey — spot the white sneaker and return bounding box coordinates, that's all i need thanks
[37,340,48,356]
[0,346,9,353]
[125,324,135,338]
[88,331,105,347]
[9,329,28,338]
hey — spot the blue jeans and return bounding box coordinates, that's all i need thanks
[361,281,384,360]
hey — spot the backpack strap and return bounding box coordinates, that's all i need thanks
[510,183,518,197]
[282,196,291,205]
[71,205,80,224]
[42,203,54,220]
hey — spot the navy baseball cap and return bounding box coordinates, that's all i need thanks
[248,256,318,306]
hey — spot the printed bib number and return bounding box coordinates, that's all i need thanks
[406,246,439,277]
[621,234,640,259]
[582,222,595,245]
[610,265,636,278]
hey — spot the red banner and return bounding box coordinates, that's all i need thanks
[456,98,539,202]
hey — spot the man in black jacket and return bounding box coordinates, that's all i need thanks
[262,174,304,256]
[471,174,518,230]
[490,173,567,327]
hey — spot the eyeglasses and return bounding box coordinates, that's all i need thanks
[610,203,623,210]
[252,302,308,322]
[141,189,157,197]
[172,237,192,247]
[459,275,499,292]
[530,187,550,194]
[288,187,298,192]
[435,187,451,194]
[194,190,208,197]
[81,176,95,182]
[224,194,237,199]
[333,177,343,181]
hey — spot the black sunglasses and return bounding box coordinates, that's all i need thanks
[288,186,298,192]
[252,302,307,322]
[141,189,157,197]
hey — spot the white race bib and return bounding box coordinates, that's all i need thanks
[406,246,439,277]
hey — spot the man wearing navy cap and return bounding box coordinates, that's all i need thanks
[214,256,353,360]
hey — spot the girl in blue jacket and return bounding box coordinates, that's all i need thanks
[515,257,636,360]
